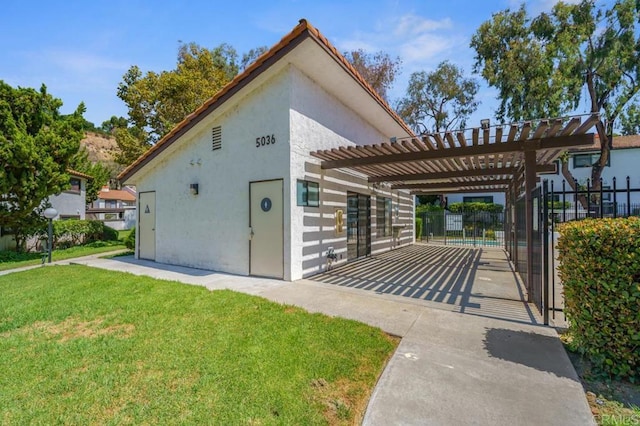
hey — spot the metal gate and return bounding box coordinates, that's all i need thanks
[514,187,544,314]
[420,209,505,248]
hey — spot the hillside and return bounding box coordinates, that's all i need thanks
[80,132,123,174]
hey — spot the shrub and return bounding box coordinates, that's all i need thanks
[415,218,423,240]
[102,225,119,241]
[53,220,105,247]
[416,204,444,216]
[485,229,496,240]
[557,217,640,380]
[448,202,504,213]
[125,227,136,250]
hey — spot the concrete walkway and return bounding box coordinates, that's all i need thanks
[5,246,595,425]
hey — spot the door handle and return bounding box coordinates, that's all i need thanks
[249,227,254,239]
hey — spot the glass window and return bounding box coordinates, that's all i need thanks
[296,180,319,207]
[573,153,610,168]
[376,197,392,237]
[68,177,81,192]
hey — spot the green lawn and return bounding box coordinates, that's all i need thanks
[0,266,398,424]
[0,242,126,271]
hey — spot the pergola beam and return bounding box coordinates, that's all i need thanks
[368,164,556,183]
[411,187,510,195]
[318,133,594,170]
[392,179,512,190]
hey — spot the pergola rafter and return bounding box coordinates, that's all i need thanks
[309,114,600,310]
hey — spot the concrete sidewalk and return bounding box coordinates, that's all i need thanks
[17,254,594,425]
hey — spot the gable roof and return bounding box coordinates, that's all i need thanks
[118,19,413,183]
[98,189,136,202]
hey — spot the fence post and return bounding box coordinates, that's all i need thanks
[562,180,567,223]
[543,180,549,326]
[599,178,604,218]
[574,179,579,220]
[587,178,591,218]
[550,180,556,320]
[627,176,631,217]
[613,177,617,218]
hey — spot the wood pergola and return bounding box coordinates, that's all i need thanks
[310,114,599,308]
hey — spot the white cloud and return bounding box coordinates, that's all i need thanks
[337,14,462,67]
[41,50,128,75]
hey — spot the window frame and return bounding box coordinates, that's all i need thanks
[296,180,319,207]
[66,177,82,194]
[376,196,392,237]
[573,152,610,168]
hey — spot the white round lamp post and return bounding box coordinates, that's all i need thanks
[43,208,58,263]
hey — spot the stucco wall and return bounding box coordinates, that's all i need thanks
[133,68,292,276]
[49,178,86,219]
[289,68,414,280]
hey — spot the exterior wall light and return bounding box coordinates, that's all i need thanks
[190,183,199,195]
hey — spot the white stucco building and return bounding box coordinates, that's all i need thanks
[87,186,137,231]
[118,19,415,281]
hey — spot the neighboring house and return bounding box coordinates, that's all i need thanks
[49,169,91,220]
[86,186,137,231]
[0,169,91,250]
[118,19,415,281]
[444,134,640,209]
[542,134,640,215]
[446,192,506,206]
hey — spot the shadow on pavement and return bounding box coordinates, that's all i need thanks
[483,327,578,381]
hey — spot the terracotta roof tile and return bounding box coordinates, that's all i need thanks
[571,134,640,151]
[67,169,93,180]
[118,19,413,182]
[98,189,136,201]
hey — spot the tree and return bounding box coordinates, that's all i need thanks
[100,115,128,134]
[343,49,402,101]
[69,148,111,203]
[471,0,640,191]
[0,81,85,250]
[619,102,640,135]
[397,61,480,133]
[115,42,240,163]
[241,46,268,70]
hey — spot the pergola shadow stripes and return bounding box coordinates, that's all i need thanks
[310,114,599,323]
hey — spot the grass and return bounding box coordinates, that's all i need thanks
[0,242,126,271]
[560,332,640,426]
[0,266,398,424]
[117,229,132,242]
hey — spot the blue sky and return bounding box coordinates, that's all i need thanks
[1,0,588,128]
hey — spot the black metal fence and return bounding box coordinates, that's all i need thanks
[545,177,640,324]
[419,209,505,248]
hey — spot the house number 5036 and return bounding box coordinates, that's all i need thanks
[256,134,276,147]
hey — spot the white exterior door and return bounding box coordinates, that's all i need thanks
[250,180,283,278]
[138,191,156,260]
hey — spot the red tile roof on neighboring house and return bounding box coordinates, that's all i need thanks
[117,19,413,183]
[98,189,136,202]
[571,134,640,151]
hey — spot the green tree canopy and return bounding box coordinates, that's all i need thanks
[397,61,479,133]
[343,49,402,102]
[115,42,240,165]
[471,0,640,189]
[0,81,85,250]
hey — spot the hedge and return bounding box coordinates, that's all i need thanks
[415,218,423,240]
[557,217,640,380]
[52,220,118,248]
[125,227,136,250]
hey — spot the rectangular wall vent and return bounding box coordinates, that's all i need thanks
[212,126,222,151]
